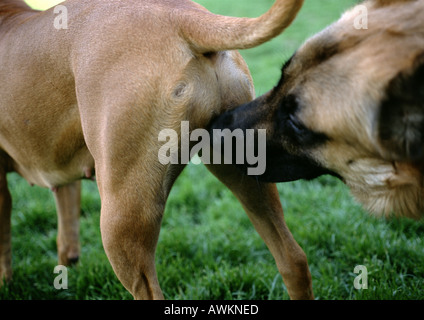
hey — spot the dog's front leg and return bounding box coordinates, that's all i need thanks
[205,164,314,300]
[53,181,81,266]
[0,167,12,286]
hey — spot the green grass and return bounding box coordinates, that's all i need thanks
[2,0,423,300]
[25,0,63,10]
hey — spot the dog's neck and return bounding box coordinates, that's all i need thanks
[0,0,34,26]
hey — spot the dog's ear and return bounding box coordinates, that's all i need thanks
[377,53,424,161]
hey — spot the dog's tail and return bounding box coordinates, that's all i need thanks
[179,0,304,53]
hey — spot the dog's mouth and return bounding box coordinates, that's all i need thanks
[247,144,340,183]
[208,112,340,182]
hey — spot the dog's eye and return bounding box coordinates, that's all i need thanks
[287,114,305,135]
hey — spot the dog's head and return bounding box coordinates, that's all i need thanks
[211,0,424,219]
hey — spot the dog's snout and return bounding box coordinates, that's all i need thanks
[210,100,262,132]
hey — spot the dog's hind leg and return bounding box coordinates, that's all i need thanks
[0,165,12,286]
[205,164,314,300]
[96,167,168,300]
[87,135,178,299]
[53,181,81,266]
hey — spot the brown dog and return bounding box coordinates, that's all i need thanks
[211,0,424,220]
[0,0,317,300]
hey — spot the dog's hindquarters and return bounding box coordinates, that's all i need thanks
[70,0,307,300]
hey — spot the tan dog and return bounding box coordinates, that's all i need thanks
[0,0,317,300]
[211,0,424,220]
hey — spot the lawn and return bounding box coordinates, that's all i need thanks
[1,0,423,300]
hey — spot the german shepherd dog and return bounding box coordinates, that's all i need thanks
[212,0,424,220]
